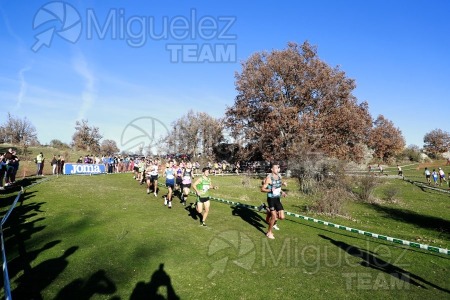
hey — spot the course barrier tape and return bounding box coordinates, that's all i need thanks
[403,177,450,195]
[1,176,52,300]
[155,181,449,255]
[207,196,449,255]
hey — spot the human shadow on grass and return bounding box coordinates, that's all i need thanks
[231,205,266,234]
[319,234,450,293]
[54,269,118,300]
[184,203,201,223]
[0,186,38,211]
[0,193,48,291]
[130,263,180,300]
[0,176,43,197]
[12,246,79,299]
[365,203,450,239]
[5,239,61,281]
[3,200,46,251]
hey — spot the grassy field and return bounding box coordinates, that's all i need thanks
[0,171,449,299]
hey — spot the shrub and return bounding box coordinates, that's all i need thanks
[312,187,349,215]
[354,175,379,202]
[241,175,251,188]
[384,186,399,202]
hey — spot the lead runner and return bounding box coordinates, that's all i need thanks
[260,162,287,239]
[192,167,218,227]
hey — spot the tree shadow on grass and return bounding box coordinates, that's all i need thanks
[319,234,450,293]
[130,263,180,300]
[231,205,266,234]
[54,269,118,300]
[366,203,450,239]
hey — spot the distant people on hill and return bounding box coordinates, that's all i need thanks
[51,155,58,175]
[431,169,439,186]
[424,167,431,185]
[0,153,5,190]
[438,167,447,186]
[57,155,65,174]
[7,149,19,184]
[378,164,383,175]
[0,149,17,188]
[36,152,44,176]
[397,164,403,176]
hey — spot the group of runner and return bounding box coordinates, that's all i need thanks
[424,167,448,186]
[132,158,287,237]
[132,159,216,227]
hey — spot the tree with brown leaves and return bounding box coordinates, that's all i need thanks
[423,129,450,158]
[368,115,405,161]
[225,41,372,162]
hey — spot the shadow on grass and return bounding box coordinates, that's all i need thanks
[366,203,450,239]
[1,196,48,296]
[319,234,450,293]
[55,269,118,300]
[184,203,205,225]
[0,177,42,209]
[231,205,266,234]
[130,263,180,300]
[285,217,448,259]
[12,246,79,299]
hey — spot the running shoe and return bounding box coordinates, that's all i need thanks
[273,224,280,230]
[257,203,267,211]
[266,232,275,239]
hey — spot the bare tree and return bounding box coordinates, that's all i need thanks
[100,139,120,156]
[71,119,103,154]
[0,113,39,154]
[163,110,223,159]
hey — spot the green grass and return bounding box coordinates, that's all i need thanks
[0,173,449,299]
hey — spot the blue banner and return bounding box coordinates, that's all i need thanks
[63,163,106,175]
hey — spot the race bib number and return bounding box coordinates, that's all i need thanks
[203,185,210,192]
[272,187,281,196]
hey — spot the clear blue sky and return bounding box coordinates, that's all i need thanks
[0,0,449,151]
